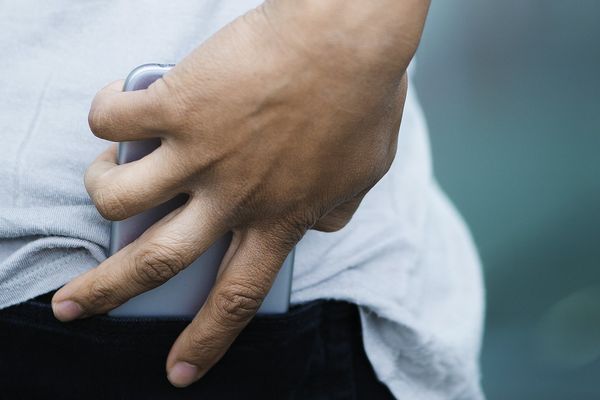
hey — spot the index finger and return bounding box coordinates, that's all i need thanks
[51,198,226,320]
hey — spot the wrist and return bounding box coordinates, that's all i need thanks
[261,0,430,77]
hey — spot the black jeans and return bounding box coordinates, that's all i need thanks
[0,293,395,400]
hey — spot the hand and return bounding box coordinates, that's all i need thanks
[52,0,428,387]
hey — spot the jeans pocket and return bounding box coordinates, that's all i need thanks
[0,298,364,400]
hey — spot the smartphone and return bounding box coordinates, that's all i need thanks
[108,64,294,317]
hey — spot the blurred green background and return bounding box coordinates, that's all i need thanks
[413,1,600,399]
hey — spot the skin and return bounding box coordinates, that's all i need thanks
[51,0,430,388]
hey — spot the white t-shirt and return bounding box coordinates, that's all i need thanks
[0,1,484,398]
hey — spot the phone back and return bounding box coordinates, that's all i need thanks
[108,64,293,317]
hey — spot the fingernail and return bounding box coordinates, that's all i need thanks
[52,300,83,321]
[168,361,199,387]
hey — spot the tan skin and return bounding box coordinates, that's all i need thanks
[51,0,430,388]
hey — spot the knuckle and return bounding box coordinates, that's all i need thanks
[268,219,306,249]
[135,243,186,286]
[212,282,261,325]
[149,77,187,131]
[88,101,111,138]
[186,329,220,359]
[92,185,129,221]
[87,278,119,309]
[83,167,98,196]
